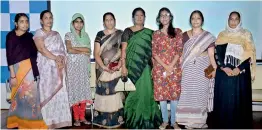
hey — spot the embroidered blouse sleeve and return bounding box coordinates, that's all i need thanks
[33,29,44,40]
[121,28,132,43]
[95,31,103,44]
[214,45,226,68]
[208,42,215,48]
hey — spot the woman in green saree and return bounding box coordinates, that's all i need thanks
[121,7,162,129]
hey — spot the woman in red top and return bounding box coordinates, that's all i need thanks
[152,7,183,129]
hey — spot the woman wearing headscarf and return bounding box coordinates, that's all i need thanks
[213,11,256,129]
[65,13,93,126]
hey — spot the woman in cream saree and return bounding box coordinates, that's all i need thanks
[93,12,124,128]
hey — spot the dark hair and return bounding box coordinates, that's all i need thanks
[156,7,176,38]
[103,12,115,22]
[40,10,53,20]
[73,17,83,23]
[132,7,146,18]
[14,13,29,30]
[189,10,204,26]
[229,11,241,20]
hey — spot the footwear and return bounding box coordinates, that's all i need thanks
[173,123,181,130]
[201,124,208,128]
[185,125,193,129]
[80,119,91,125]
[74,120,81,126]
[159,122,169,130]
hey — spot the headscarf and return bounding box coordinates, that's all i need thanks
[225,14,243,33]
[70,13,91,48]
[70,13,91,74]
[216,11,256,80]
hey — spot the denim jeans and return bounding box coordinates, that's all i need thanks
[160,100,178,125]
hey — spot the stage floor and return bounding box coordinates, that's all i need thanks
[1,109,262,129]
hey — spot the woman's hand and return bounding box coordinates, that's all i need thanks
[102,65,113,73]
[232,67,240,76]
[208,70,216,78]
[166,71,173,77]
[55,56,65,69]
[81,51,90,55]
[112,63,121,71]
[121,66,128,76]
[222,67,234,76]
[164,64,173,74]
[55,56,63,63]
[10,77,17,87]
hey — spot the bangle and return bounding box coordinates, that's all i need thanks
[10,76,16,79]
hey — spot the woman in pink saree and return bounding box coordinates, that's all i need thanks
[33,10,72,128]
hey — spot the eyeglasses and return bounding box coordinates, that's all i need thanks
[160,13,170,18]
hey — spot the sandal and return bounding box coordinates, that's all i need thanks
[185,125,193,129]
[74,120,81,126]
[80,119,91,125]
[173,123,181,130]
[159,122,169,130]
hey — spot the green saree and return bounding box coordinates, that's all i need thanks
[123,28,162,129]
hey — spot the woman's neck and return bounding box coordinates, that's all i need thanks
[161,24,169,33]
[134,24,144,30]
[105,28,116,35]
[42,26,51,33]
[15,29,26,36]
[191,27,203,36]
[107,28,116,32]
[75,30,81,36]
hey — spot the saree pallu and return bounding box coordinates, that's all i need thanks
[124,28,162,129]
[7,59,47,129]
[176,55,213,128]
[93,30,124,128]
[213,44,253,129]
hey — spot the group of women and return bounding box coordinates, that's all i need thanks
[5,6,256,129]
